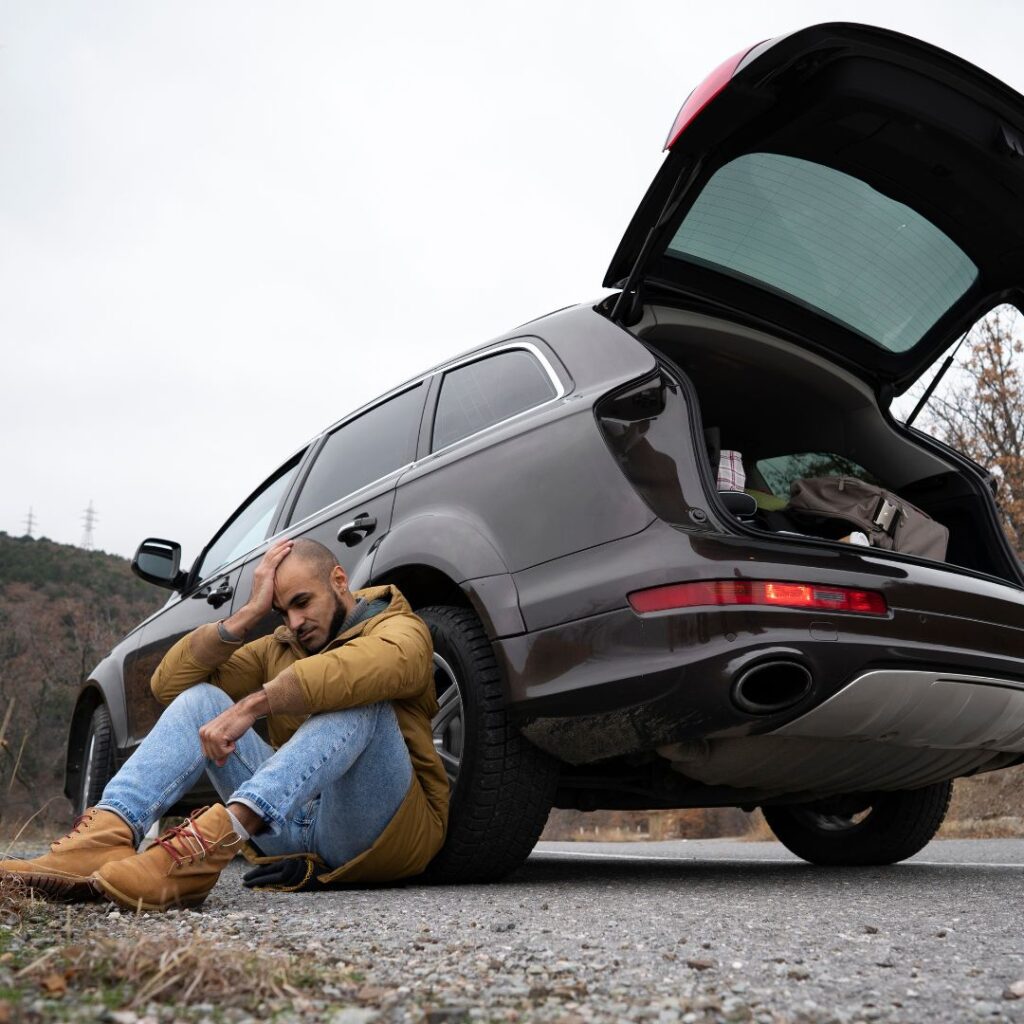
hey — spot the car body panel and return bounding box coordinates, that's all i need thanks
[73,658,133,753]
[123,566,244,744]
[514,511,1024,637]
[393,403,656,575]
[460,574,525,639]
[389,310,662,578]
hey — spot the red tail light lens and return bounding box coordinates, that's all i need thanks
[628,580,888,616]
[664,44,759,150]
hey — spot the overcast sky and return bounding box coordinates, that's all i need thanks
[3,0,1024,563]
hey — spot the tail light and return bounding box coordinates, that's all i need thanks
[629,579,888,616]
[664,44,759,150]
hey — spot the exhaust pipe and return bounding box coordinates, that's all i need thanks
[733,660,812,715]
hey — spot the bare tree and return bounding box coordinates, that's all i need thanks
[919,306,1024,552]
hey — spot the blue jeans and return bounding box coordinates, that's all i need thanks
[97,683,413,869]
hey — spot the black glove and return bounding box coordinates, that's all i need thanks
[242,855,324,892]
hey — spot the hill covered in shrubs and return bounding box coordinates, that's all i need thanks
[0,533,160,829]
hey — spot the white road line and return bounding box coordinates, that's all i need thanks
[531,849,1023,869]
[533,850,796,864]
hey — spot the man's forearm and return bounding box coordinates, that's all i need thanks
[152,613,267,706]
[239,688,270,718]
[220,603,267,642]
[187,600,269,670]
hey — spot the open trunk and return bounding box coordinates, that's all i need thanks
[634,303,1023,587]
[605,23,1024,396]
[592,21,1024,589]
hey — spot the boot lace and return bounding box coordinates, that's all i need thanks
[53,810,93,848]
[155,809,216,868]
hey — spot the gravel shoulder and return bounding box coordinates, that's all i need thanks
[2,837,1024,1023]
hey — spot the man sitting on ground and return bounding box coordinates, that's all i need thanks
[0,538,449,910]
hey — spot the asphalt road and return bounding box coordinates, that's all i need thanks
[9,836,1023,1022]
[209,836,1024,1023]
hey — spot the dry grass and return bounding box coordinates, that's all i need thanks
[0,872,29,926]
[13,925,328,1011]
[0,906,373,1018]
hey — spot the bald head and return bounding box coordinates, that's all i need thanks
[285,538,341,584]
[272,538,353,653]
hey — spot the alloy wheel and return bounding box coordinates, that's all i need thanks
[80,732,97,807]
[793,806,873,832]
[431,652,464,786]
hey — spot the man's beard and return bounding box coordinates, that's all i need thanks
[299,596,348,654]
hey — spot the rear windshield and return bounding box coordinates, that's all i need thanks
[665,153,978,353]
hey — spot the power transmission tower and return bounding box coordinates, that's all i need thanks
[81,501,97,550]
[23,507,36,537]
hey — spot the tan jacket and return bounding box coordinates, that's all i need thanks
[151,585,448,885]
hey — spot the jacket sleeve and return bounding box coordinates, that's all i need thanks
[262,613,432,716]
[151,622,272,706]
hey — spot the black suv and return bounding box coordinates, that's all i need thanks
[67,24,1024,877]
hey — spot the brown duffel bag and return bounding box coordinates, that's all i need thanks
[788,476,949,561]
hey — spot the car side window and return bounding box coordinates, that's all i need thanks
[196,458,303,581]
[431,348,557,452]
[288,384,424,525]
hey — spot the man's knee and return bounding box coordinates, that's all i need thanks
[327,702,393,736]
[283,702,390,753]
[168,682,232,719]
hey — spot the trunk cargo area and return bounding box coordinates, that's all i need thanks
[635,304,1023,590]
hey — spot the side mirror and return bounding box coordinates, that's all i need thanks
[132,538,187,591]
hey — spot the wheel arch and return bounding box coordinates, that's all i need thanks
[371,514,526,637]
[373,513,508,582]
[372,561,525,640]
[374,563,469,612]
[63,667,126,802]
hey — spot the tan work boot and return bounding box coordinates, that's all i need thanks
[92,805,242,912]
[0,808,135,899]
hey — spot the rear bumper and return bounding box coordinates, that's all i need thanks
[503,518,1024,764]
[497,598,1024,765]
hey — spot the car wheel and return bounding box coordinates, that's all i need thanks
[419,605,559,883]
[762,781,953,866]
[75,704,117,816]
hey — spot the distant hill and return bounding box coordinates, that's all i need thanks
[0,532,158,602]
[0,532,161,829]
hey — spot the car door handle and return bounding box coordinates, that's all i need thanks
[206,580,234,609]
[337,514,377,547]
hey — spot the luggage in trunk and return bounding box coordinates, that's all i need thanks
[787,476,949,560]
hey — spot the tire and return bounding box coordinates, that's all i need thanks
[419,605,559,883]
[75,704,117,815]
[762,781,953,866]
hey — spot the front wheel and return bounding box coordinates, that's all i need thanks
[419,605,559,883]
[75,704,117,815]
[763,782,953,866]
